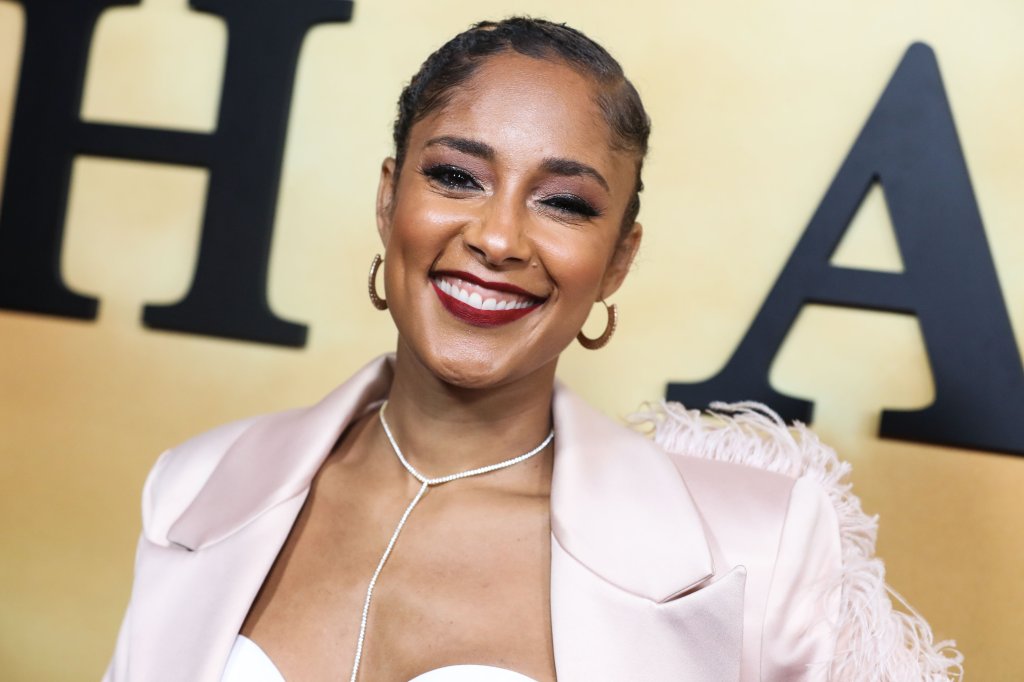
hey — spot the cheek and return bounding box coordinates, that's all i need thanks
[386,197,461,267]
[538,232,616,299]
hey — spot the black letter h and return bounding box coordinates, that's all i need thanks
[0,0,353,346]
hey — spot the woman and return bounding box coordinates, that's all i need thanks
[104,18,961,682]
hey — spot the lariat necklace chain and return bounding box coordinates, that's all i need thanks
[348,401,555,682]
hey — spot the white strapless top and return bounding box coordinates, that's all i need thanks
[221,635,541,682]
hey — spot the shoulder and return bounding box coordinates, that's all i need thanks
[139,413,268,546]
[631,399,963,681]
[633,400,858,539]
[137,354,397,548]
[629,401,806,546]
[632,399,861,581]
[634,400,849,491]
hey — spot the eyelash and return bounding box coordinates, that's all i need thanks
[540,194,601,219]
[420,163,601,219]
[421,164,480,191]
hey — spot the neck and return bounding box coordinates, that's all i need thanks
[380,341,557,480]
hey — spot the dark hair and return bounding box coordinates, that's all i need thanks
[392,17,651,236]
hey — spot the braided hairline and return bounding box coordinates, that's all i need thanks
[391,17,651,236]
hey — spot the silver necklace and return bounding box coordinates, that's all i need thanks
[348,401,555,682]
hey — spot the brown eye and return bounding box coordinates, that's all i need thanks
[421,164,481,191]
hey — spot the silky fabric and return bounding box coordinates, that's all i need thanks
[104,354,842,681]
[221,635,540,682]
[221,636,284,682]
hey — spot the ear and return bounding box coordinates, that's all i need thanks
[599,222,643,300]
[375,157,398,246]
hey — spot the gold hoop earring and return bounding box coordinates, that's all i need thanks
[577,301,617,350]
[368,254,387,310]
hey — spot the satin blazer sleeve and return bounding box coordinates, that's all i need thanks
[761,476,842,680]
[103,565,134,681]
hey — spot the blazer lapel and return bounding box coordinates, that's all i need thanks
[126,357,744,680]
[167,356,395,551]
[127,495,309,681]
[548,384,746,681]
[128,357,394,681]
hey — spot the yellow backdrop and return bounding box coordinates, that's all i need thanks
[1,0,1022,679]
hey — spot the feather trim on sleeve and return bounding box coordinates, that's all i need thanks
[629,400,964,681]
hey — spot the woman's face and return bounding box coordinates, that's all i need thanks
[377,51,642,390]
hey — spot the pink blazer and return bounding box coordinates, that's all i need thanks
[103,355,958,681]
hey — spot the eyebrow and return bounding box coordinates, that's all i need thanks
[541,157,609,192]
[423,135,610,192]
[424,136,495,160]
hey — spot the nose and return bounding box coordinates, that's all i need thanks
[461,199,533,267]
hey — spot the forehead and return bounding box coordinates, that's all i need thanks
[409,52,633,186]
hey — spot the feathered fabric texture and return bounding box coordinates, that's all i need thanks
[630,400,964,681]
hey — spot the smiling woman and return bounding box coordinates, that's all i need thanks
[378,47,641,392]
[102,17,961,682]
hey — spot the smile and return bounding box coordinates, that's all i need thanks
[431,273,545,327]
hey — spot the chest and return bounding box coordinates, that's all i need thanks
[241,469,556,682]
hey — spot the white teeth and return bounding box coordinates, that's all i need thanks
[434,276,538,311]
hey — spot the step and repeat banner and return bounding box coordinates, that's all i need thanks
[1,0,1022,678]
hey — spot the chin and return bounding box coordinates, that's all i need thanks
[428,348,513,390]
[416,338,556,392]
[394,302,566,391]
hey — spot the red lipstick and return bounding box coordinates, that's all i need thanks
[431,279,543,327]
[436,270,541,297]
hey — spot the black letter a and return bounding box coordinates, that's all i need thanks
[667,43,1024,456]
